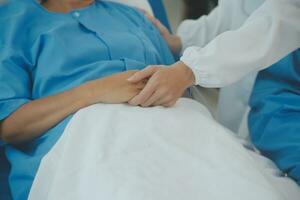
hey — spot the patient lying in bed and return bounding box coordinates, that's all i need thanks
[0,1,299,200]
[0,0,174,199]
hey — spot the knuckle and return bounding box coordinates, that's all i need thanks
[165,101,176,107]
[142,102,150,107]
[147,65,156,70]
[168,93,177,101]
[159,88,169,95]
[164,104,172,108]
[147,65,154,69]
[138,82,145,87]
[151,78,160,87]
[165,95,173,102]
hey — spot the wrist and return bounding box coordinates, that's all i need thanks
[172,36,182,55]
[176,36,182,52]
[175,61,195,87]
[76,81,99,106]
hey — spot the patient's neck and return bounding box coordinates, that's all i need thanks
[42,0,95,13]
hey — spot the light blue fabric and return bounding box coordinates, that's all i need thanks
[249,49,300,185]
[0,0,174,199]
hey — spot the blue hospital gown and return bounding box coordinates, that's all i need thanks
[249,49,300,185]
[0,0,175,199]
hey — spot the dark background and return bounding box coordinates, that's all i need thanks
[184,0,218,19]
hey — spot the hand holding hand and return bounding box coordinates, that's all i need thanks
[127,62,195,107]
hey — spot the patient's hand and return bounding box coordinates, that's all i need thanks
[86,71,146,104]
[0,71,146,144]
[143,11,182,55]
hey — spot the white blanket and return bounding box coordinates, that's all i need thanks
[29,98,300,200]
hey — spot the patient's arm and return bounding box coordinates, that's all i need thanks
[0,71,145,144]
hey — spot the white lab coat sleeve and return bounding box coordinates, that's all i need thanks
[180,0,300,88]
[177,0,235,51]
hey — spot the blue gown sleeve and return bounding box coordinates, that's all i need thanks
[0,44,31,122]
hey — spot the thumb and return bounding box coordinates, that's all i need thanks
[127,66,158,83]
[143,12,169,35]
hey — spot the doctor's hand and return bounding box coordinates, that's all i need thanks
[143,11,182,55]
[127,62,195,107]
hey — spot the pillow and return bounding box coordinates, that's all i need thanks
[105,0,154,15]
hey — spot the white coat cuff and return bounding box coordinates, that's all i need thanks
[180,47,210,87]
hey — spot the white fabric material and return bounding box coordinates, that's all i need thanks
[177,0,300,132]
[217,72,257,133]
[178,0,300,87]
[29,99,300,200]
[105,0,153,15]
[238,106,251,140]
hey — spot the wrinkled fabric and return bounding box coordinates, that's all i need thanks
[179,0,300,87]
[177,0,300,134]
[29,99,300,200]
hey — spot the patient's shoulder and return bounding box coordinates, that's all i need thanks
[0,0,41,51]
[0,0,38,32]
[0,0,34,19]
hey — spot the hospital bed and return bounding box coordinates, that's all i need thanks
[0,1,171,200]
[0,0,298,200]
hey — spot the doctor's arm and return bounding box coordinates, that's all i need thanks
[145,0,235,54]
[0,71,145,144]
[129,0,300,106]
[177,0,235,50]
[181,0,300,87]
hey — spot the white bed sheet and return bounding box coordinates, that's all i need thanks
[29,99,300,200]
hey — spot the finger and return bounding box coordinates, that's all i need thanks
[143,13,169,34]
[144,12,160,25]
[136,83,146,90]
[143,11,153,19]
[128,76,158,106]
[127,66,158,83]
[152,19,169,35]
[163,99,177,108]
[135,79,147,90]
[152,93,172,106]
[139,8,147,14]
[141,90,164,107]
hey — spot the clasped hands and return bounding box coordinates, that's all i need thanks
[127,61,195,107]
[124,11,195,107]
[94,11,196,108]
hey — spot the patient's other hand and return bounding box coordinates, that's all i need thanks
[86,71,146,104]
[143,11,182,55]
[127,62,195,107]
